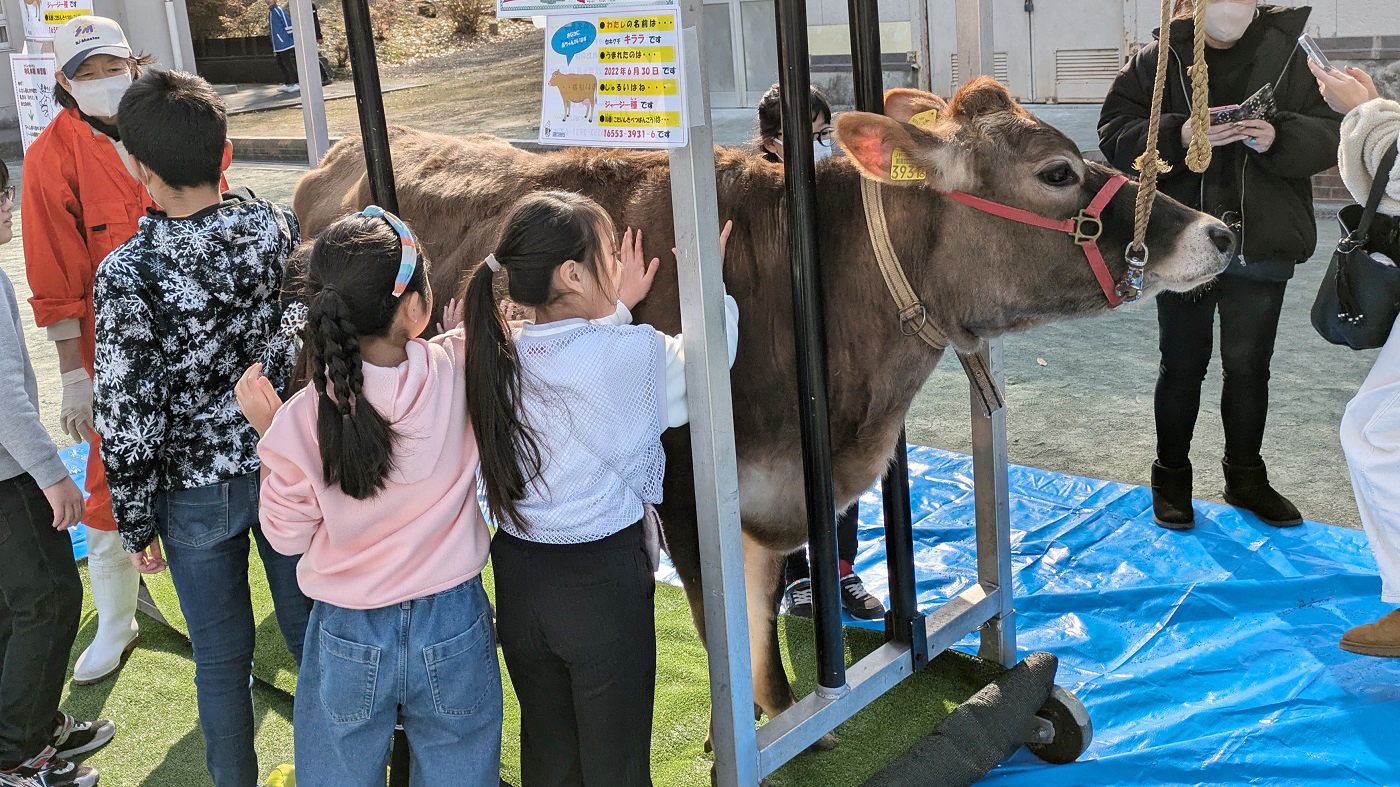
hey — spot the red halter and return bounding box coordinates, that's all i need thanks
[943,174,1134,308]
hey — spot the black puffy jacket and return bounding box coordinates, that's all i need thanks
[1098,5,1342,271]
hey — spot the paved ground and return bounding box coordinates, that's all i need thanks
[2,159,1371,528]
[217,80,423,116]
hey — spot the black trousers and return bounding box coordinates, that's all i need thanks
[492,522,655,787]
[1155,274,1289,469]
[0,474,83,769]
[784,504,860,585]
[275,48,297,85]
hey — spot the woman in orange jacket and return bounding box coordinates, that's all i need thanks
[23,16,156,685]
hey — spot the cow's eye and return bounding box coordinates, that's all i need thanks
[1038,164,1078,187]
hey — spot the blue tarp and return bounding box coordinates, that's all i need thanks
[58,443,89,560]
[670,445,1400,785]
[62,442,1400,782]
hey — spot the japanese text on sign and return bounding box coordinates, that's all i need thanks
[540,9,688,149]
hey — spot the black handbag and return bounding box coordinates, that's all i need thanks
[1311,141,1400,351]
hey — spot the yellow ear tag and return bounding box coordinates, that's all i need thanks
[890,108,939,181]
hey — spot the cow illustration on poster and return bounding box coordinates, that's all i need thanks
[549,71,598,121]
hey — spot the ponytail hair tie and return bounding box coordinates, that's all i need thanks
[484,254,502,273]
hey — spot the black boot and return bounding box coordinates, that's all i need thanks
[1151,461,1195,530]
[1222,460,1302,527]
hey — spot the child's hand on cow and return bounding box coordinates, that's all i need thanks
[436,297,464,335]
[236,363,284,438]
[618,227,661,310]
[670,220,735,263]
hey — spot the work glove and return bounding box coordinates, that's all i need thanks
[60,368,95,443]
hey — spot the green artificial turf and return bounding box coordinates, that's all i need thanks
[58,549,996,787]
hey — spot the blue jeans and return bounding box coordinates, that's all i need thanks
[157,471,311,787]
[293,576,502,787]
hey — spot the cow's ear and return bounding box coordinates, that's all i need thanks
[947,76,1028,121]
[883,89,946,124]
[837,112,966,189]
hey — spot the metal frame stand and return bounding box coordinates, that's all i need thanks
[333,0,1017,783]
[290,0,331,167]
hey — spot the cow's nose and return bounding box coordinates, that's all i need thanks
[1207,224,1236,256]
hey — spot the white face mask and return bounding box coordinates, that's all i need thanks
[70,72,132,119]
[1204,3,1256,44]
[813,141,833,163]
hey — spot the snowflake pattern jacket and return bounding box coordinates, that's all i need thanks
[93,190,302,552]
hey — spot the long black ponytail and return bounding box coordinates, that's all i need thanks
[305,212,430,500]
[466,190,615,530]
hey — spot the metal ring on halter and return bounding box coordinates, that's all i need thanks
[1118,242,1149,303]
[899,302,929,336]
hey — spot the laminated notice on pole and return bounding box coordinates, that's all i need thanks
[10,54,59,153]
[499,0,673,19]
[539,9,688,149]
[22,0,95,42]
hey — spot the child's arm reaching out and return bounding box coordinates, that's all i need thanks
[659,220,738,428]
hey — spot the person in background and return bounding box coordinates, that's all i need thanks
[21,14,154,688]
[268,0,299,94]
[755,82,886,621]
[1310,60,1400,658]
[93,70,310,787]
[1098,0,1342,531]
[755,81,836,165]
[1,159,117,787]
[312,3,333,85]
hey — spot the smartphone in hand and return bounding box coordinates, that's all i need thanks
[1299,34,1333,71]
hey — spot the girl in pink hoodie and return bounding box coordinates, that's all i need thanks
[235,208,499,787]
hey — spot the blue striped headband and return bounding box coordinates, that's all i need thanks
[360,205,419,298]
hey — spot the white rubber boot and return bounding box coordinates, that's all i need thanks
[73,528,140,685]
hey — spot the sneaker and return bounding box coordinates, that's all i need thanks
[839,572,887,620]
[287,84,301,93]
[49,714,114,761]
[783,579,812,617]
[0,749,99,787]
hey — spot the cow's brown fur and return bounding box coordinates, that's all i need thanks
[293,79,1231,737]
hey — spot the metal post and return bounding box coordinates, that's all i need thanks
[971,338,1015,666]
[340,0,397,211]
[291,0,331,167]
[338,2,406,779]
[846,0,883,107]
[914,0,932,92]
[954,0,995,81]
[669,2,760,784]
[775,0,845,695]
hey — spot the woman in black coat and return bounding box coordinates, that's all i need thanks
[1098,0,1342,530]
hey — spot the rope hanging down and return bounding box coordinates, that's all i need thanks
[1185,0,1214,173]
[1130,0,1213,255]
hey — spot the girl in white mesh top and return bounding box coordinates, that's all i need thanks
[463,190,736,786]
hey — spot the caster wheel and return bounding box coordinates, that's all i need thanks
[1025,685,1093,764]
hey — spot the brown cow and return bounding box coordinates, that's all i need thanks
[548,70,598,122]
[293,79,1233,745]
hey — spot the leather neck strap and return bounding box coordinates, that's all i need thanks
[859,178,1006,416]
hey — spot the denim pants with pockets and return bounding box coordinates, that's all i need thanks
[293,576,502,787]
[156,470,311,787]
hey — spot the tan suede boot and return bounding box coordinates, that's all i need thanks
[1340,609,1400,657]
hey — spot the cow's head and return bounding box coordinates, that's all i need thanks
[836,78,1233,345]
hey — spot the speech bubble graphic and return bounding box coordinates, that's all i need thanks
[551,21,596,65]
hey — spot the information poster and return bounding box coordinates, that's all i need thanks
[499,0,672,20]
[22,0,94,42]
[10,53,59,153]
[539,9,688,149]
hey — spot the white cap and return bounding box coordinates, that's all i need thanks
[54,16,131,79]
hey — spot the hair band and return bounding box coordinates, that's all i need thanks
[484,254,502,273]
[359,205,419,298]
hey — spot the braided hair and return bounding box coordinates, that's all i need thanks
[304,212,430,499]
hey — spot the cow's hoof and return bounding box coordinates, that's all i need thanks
[807,731,839,752]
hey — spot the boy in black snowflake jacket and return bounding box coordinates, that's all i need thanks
[91,70,310,787]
